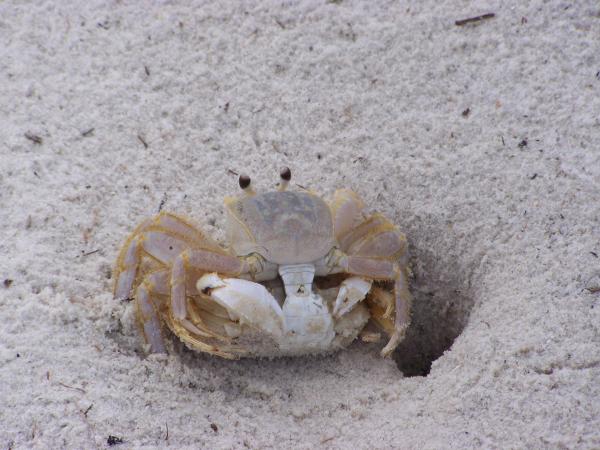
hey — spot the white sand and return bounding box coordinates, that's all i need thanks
[1,1,599,448]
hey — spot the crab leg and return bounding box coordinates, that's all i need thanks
[136,282,167,353]
[114,212,225,301]
[149,212,223,252]
[342,219,408,263]
[125,268,172,353]
[170,249,248,321]
[114,231,188,300]
[344,255,396,280]
[329,192,412,356]
[329,189,366,240]
[380,265,412,357]
[114,234,144,300]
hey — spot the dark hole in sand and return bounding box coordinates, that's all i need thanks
[393,243,475,377]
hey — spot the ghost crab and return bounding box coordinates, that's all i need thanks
[114,168,411,358]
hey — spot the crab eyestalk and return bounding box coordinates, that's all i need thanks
[239,174,255,196]
[278,167,291,191]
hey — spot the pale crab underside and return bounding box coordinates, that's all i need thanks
[113,171,411,359]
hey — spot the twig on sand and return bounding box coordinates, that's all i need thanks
[137,134,148,148]
[57,382,86,394]
[25,132,43,144]
[455,13,495,26]
[321,435,337,444]
[83,404,94,417]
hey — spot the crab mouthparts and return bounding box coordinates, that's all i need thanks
[278,264,315,299]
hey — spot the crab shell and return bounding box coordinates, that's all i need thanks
[225,191,335,265]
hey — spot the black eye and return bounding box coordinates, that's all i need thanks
[239,174,251,189]
[280,167,291,181]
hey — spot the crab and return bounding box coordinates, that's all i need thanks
[113,168,411,359]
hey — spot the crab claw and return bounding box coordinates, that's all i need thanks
[197,273,227,292]
[333,277,372,318]
[197,273,285,338]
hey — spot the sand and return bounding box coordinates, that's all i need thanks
[1,1,599,448]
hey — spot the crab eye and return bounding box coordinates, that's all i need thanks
[239,174,251,189]
[280,167,291,181]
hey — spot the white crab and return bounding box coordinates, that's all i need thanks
[114,168,411,359]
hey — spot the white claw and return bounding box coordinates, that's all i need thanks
[196,274,285,338]
[333,277,372,318]
[197,273,227,291]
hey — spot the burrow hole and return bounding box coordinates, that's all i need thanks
[393,243,475,377]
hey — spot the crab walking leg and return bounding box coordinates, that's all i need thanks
[114,234,143,300]
[344,255,396,280]
[114,230,188,300]
[170,249,249,321]
[114,212,228,300]
[136,283,167,353]
[145,270,170,295]
[149,212,224,252]
[133,269,172,353]
[380,265,412,357]
[329,189,366,240]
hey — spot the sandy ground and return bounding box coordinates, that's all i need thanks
[1,1,600,448]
